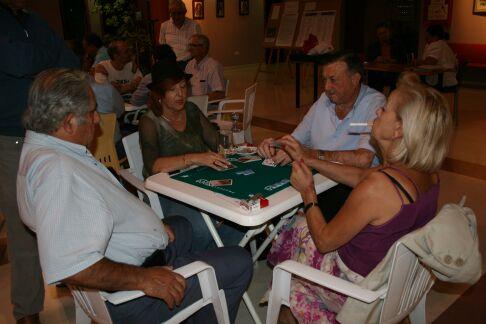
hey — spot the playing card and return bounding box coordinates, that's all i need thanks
[262,158,277,167]
[217,164,236,171]
[209,179,233,187]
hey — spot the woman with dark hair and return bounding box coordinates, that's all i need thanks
[415,24,457,88]
[139,59,244,251]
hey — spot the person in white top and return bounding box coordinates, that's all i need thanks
[185,34,225,101]
[417,24,457,88]
[159,0,201,64]
[94,40,143,96]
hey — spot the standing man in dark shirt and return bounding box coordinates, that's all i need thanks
[0,1,79,322]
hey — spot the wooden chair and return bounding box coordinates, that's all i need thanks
[266,242,435,324]
[89,113,121,172]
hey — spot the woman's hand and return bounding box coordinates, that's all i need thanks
[187,152,232,170]
[291,159,317,203]
[279,135,312,163]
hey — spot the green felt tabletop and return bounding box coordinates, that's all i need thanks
[171,154,292,200]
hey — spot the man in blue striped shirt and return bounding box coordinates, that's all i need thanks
[17,68,252,323]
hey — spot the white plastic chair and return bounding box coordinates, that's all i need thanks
[187,95,209,116]
[266,243,435,324]
[208,83,257,144]
[118,132,164,219]
[70,261,230,324]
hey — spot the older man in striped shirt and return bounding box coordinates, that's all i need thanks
[17,68,252,323]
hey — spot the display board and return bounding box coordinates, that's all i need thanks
[262,0,338,49]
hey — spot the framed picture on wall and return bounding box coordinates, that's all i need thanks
[474,0,486,14]
[239,0,249,16]
[193,0,204,20]
[216,0,224,18]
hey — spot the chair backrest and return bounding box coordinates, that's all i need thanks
[379,242,434,324]
[122,132,144,180]
[69,285,113,324]
[224,79,230,97]
[242,83,257,143]
[89,113,120,172]
[187,95,209,116]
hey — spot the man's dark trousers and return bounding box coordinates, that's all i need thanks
[107,216,253,323]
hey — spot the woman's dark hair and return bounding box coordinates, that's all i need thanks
[426,24,445,40]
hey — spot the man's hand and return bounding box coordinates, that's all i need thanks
[164,224,175,242]
[142,267,186,309]
[279,135,312,163]
[257,137,291,165]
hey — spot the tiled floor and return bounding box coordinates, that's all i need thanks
[1,64,485,323]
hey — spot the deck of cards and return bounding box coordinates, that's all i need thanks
[239,193,269,212]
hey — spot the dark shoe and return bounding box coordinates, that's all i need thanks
[17,314,40,324]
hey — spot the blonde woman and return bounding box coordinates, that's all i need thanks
[268,84,452,323]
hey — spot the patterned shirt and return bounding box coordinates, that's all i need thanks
[17,131,168,284]
[185,56,225,96]
[292,84,386,153]
[159,18,201,61]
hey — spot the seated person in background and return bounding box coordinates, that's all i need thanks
[366,22,407,92]
[90,78,126,156]
[185,34,225,101]
[82,33,109,73]
[130,44,177,107]
[95,40,142,98]
[396,71,421,89]
[415,24,457,88]
[258,52,386,221]
[268,84,452,323]
[139,60,245,251]
[17,68,252,323]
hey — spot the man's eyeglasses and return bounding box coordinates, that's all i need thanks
[189,43,203,47]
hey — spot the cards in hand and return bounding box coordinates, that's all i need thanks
[262,158,277,167]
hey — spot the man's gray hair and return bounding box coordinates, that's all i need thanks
[23,69,91,134]
[193,34,210,51]
[169,0,186,12]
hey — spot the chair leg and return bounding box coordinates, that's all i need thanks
[409,294,427,324]
[197,267,231,324]
[74,299,92,324]
[266,267,292,324]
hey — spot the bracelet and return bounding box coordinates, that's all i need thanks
[303,201,319,213]
[317,150,326,161]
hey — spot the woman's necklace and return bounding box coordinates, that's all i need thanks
[161,112,184,123]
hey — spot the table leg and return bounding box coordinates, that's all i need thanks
[251,207,297,263]
[199,212,263,324]
[313,62,319,102]
[295,62,301,108]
